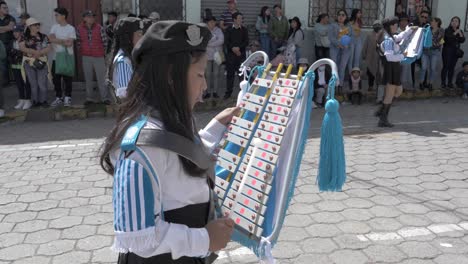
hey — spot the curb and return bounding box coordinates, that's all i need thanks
[0,90,464,125]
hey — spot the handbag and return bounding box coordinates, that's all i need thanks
[33,59,46,70]
[55,47,75,76]
[456,44,464,59]
[214,50,225,65]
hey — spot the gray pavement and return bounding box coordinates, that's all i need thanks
[0,99,467,263]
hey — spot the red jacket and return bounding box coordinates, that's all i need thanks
[77,22,105,57]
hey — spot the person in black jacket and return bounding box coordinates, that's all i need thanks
[456,61,468,99]
[441,16,465,89]
[224,12,249,100]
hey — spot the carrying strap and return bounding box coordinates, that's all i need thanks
[137,129,213,170]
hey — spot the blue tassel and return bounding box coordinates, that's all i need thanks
[317,73,346,191]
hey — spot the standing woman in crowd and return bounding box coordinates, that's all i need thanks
[19,18,51,108]
[287,16,304,66]
[441,16,465,89]
[100,21,236,263]
[419,17,444,91]
[329,9,353,88]
[204,15,224,99]
[110,17,150,99]
[256,6,271,57]
[314,13,330,60]
[349,9,363,68]
[10,25,31,110]
[376,16,416,127]
[362,20,383,93]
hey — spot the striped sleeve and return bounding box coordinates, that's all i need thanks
[112,158,158,252]
[114,59,133,98]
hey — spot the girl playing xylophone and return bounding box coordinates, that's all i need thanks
[100,21,239,263]
[375,16,417,127]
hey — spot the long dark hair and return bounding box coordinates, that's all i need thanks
[100,51,208,177]
[24,25,45,43]
[350,9,362,27]
[377,16,399,44]
[259,6,270,24]
[288,17,303,39]
[450,16,461,30]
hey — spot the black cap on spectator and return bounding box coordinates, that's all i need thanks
[54,7,69,18]
[115,17,144,36]
[399,13,409,21]
[108,11,118,17]
[132,21,211,65]
[382,16,399,27]
[82,10,96,17]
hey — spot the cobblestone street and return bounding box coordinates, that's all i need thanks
[0,99,467,263]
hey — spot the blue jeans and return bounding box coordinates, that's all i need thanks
[349,36,363,68]
[259,34,271,58]
[330,46,351,85]
[295,46,301,66]
[420,49,441,83]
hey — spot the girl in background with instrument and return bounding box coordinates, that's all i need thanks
[19,18,51,108]
[376,16,417,128]
[329,9,353,90]
[101,21,238,263]
[110,17,151,100]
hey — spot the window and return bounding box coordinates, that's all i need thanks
[309,0,386,27]
[396,0,433,23]
[102,0,133,14]
[139,0,185,20]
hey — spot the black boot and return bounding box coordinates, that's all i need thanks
[378,104,394,127]
[374,103,384,117]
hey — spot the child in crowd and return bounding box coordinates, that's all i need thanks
[348,67,363,105]
[456,61,468,99]
[312,62,331,109]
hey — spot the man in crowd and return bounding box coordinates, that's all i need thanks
[0,1,15,85]
[76,10,111,105]
[269,4,288,57]
[224,12,248,100]
[49,7,76,107]
[220,0,239,31]
[105,11,118,55]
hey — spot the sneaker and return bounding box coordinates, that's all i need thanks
[463,94,468,100]
[0,109,4,118]
[22,100,32,110]
[14,100,25,110]
[50,97,64,107]
[212,93,219,99]
[64,97,72,107]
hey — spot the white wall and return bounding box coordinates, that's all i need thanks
[25,0,57,34]
[284,0,308,28]
[186,0,201,23]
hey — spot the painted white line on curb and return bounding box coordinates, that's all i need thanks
[0,142,101,152]
[359,223,468,242]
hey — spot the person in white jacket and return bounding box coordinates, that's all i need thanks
[100,21,238,263]
[375,16,417,127]
[203,16,224,99]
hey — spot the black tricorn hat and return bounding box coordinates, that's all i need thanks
[132,21,212,65]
